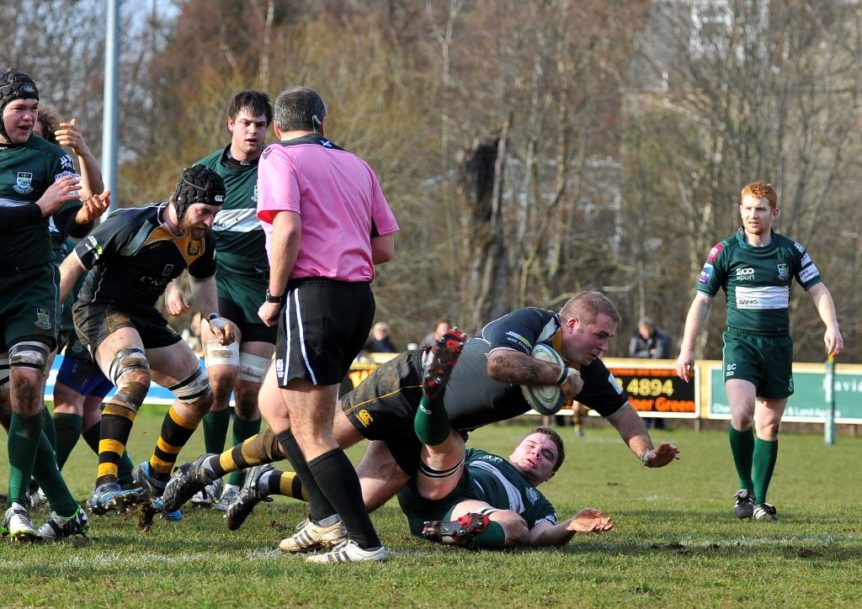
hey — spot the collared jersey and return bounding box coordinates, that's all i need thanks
[75,204,216,314]
[465,448,557,529]
[0,136,80,271]
[197,146,268,276]
[256,134,399,282]
[697,228,822,334]
[443,307,627,431]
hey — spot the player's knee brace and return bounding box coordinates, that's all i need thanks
[170,367,212,407]
[105,347,151,415]
[8,341,50,374]
[205,340,239,367]
[238,352,270,384]
[108,347,150,386]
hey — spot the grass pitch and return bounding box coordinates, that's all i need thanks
[1,408,860,608]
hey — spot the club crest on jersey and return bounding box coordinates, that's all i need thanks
[777,263,789,281]
[13,172,33,194]
[35,307,51,330]
[60,155,75,170]
[187,240,201,256]
[356,409,373,428]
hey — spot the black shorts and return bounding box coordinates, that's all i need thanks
[217,275,276,345]
[274,279,374,387]
[73,301,182,353]
[340,350,426,476]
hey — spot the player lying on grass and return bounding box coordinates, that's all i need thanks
[225,425,613,549]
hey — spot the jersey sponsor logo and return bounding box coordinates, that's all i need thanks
[13,171,33,194]
[139,275,172,290]
[801,253,811,266]
[252,184,258,204]
[799,264,819,283]
[699,263,714,285]
[735,267,755,280]
[213,208,261,233]
[707,243,723,262]
[735,285,789,309]
[776,263,789,281]
[504,330,532,351]
[35,307,51,330]
[60,155,75,170]
[726,363,736,377]
[356,409,373,427]
[527,487,540,504]
[82,234,103,257]
[793,241,805,254]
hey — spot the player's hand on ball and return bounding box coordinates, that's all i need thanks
[560,369,584,401]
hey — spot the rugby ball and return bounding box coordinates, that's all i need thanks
[521,343,567,416]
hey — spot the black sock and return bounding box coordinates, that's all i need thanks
[275,430,335,523]
[308,448,381,549]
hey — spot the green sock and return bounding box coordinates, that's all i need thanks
[752,437,778,504]
[32,430,77,515]
[728,426,754,491]
[6,413,42,507]
[471,521,506,549]
[82,423,135,485]
[203,408,232,454]
[41,406,56,449]
[52,413,83,470]
[414,395,451,446]
[228,416,262,487]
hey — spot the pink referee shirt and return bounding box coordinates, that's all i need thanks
[256,139,399,282]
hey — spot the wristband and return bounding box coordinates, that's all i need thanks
[640,450,651,466]
[265,289,282,304]
[206,312,220,323]
[555,365,568,385]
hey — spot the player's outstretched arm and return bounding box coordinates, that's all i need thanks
[606,404,679,467]
[529,508,613,547]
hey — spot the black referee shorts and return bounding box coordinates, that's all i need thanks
[274,278,374,387]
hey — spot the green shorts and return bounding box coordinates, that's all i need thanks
[722,328,794,399]
[0,263,59,350]
[216,272,276,344]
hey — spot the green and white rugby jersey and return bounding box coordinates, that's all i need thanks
[465,448,557,529]
[697,228,822,334]
[197,146,268,276]
[0,136,80,271]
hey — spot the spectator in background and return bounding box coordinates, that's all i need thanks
[629,318,670,359]
[363,321,398,353]
[419,319,451,349]
[629,317,670,430]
